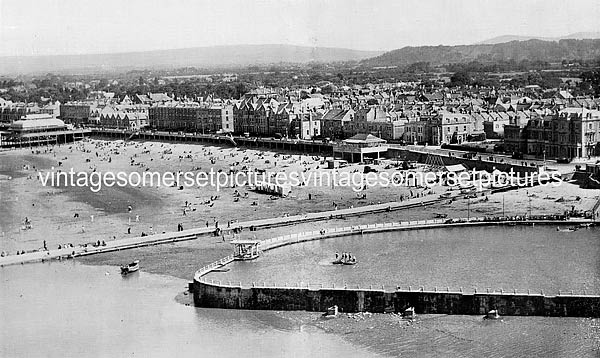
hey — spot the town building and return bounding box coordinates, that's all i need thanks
[60,101,100,125]
[148,102,234,133]
[510,108,600,159]
[332,133,388,163]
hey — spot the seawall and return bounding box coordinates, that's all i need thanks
[190,218,600,317]
[191,284,600,317]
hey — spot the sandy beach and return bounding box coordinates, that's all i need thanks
[1,137,597,255]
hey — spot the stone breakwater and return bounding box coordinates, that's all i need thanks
[190,218,600,317]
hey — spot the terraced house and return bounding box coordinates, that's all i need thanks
[320,108,355,140]
[148,102,234,133]
[526,108,600,159]
[430,111,475,145]
[148,103,201,131]
[345,106,406,141]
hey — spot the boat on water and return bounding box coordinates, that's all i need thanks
[120,260,140,274]
[332,259,357,265]
[556,226,578,232]
[403,307,416,320]
[332,253,357,265]
[485,309,501,320]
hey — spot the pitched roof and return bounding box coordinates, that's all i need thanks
[344,133,386,143]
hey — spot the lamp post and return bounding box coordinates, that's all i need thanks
[467,196,470,221]
[543,149,546,171]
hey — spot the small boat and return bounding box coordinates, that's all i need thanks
[323,305,339,317]
[434,213,448,219]
[120,260,140,274]
[485,309,500,320]
[332,255,357,265]
[579,223,593,228]
[403,307,416,320]
[557,226,578,232]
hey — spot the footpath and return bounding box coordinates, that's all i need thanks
[0,195,444,267]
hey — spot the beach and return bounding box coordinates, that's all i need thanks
[1,138,596,256]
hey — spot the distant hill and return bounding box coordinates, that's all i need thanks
[478,32,600,44]
[361,39,600,67]
[0,45,383,75]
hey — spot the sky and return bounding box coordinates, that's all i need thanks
[1,0,600,57]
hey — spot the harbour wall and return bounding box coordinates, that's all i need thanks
[190,218,600,317]
[191,283,600,317]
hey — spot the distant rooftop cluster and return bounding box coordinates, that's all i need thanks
[2,80,600,159]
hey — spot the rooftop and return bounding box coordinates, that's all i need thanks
[10,117,66,131]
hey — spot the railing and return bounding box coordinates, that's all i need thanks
[194,276,598,297]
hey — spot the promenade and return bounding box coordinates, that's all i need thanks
[0,195,446,267]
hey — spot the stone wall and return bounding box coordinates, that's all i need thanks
[190,282,600,317]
